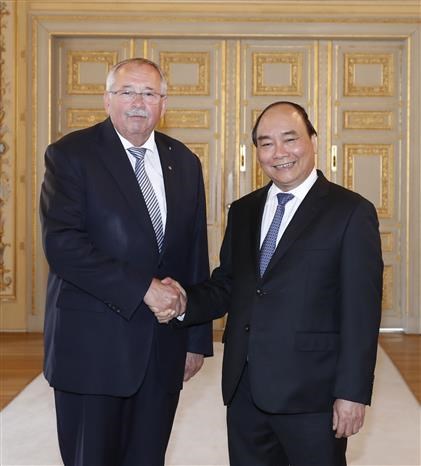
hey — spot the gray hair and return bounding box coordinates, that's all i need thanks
[106,58,168,95]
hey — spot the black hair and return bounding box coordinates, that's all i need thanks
[252,101,317,147]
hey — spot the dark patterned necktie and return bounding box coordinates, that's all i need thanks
[128,147,164,251]
[259,192,294,276]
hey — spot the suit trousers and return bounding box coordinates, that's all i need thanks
[54,350,180,466]
[227,365,347,466]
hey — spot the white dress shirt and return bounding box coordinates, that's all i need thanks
[259,168,318,248]
[115,129,167,232]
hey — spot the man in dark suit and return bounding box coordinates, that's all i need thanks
[159,101,383,465]
[40,57,212,466]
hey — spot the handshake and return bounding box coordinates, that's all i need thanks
[144,277,187,324]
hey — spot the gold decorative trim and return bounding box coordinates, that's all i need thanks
[251,108,261,126]
[380,232,394,253]
[31,15,39,313]
[344,110,393,130]
[67,108,107,128]
[313,40,319,150]
[344,144,394,218]
[67,51,117,95]
[405,36,411,321]
[326,40,332,178]
[186,143,209,177]
[235,40,242,200]
[185,143,210,214]
[253,52,303,96]
[344,53,394,97]
[0,2,13,297]
[28,12,421,25]
[382,265,393,311]
[219,40,227,232]
[251,108,266,190]
[252,146,268,190]
[160,109,210,129]
[160,52,210,96]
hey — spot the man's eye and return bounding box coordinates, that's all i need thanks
[121,91,133,96]
[143,92,155,97]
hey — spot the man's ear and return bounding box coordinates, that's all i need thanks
[311,134,318,154]
[103,92,111,115]
[160,96,168,119]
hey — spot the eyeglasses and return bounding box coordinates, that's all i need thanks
[108,89,166,105]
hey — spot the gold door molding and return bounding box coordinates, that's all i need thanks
[344,143,394,219]
[0,2,14,300]
[344,53,394,97]
[252,52,304,96]
[67,51,117,95]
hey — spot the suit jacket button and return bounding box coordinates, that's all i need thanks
[244,324,250,332]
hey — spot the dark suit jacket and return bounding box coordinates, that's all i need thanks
[40,118,212,397]
[183,170,383,414]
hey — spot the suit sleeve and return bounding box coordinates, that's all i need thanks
[333,199,383,405]
[184,156,214,356]
[183,204,234,327]
[40,144,151,320]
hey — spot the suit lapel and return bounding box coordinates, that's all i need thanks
[155,134,177,254]
[263,172,330,277]
[248,184,271,279]
[96,118,158,244]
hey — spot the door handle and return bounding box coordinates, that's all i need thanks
[240,144,246,172]
[331,145,337,173]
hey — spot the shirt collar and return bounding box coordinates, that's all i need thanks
[267,167,318,201]
[114,129,156,153]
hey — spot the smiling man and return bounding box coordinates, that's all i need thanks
[252,102,317,192]
[40,58,212,466]
[162,101,383,465]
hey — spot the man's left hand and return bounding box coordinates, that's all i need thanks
[332,398,366,438]
[184,352,204,382]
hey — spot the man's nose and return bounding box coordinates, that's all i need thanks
[274,141,288,157]
[132,93,146,104]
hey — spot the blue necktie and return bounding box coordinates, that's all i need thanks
[128,147,164,252]
[259,192,294,276]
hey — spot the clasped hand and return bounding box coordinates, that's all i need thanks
[144,277,186,324]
